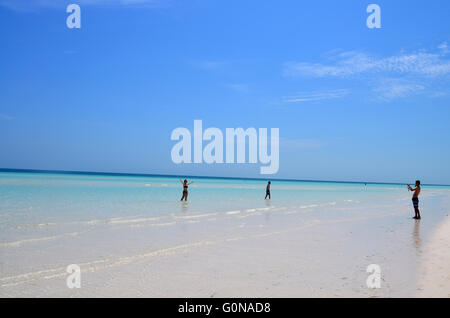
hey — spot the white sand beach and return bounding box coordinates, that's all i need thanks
[415,214,450,297]
[0,197,448,298]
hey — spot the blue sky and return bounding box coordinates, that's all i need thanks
[0,0,450,184]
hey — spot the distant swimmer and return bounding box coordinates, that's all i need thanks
[265,181,271,200]
[180,179,194,201]
[408,180,421,219]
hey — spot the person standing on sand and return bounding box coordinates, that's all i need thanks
[265,181,271,200]
[180,179,194,201]
[408,180,421,219]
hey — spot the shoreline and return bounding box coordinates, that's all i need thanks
[415,214,450,297]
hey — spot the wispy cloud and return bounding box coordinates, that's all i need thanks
[0,113,12,120]
[430,91,447,98]
[373,79,425,101]
[0,0,168,11]
[438,42,449,55]
[284,46,450,78]
[284,43,450,101]
[226,83,249,92]
[192,59,256,72]
[283,89,349,103]
[280,138,326,150]
[192,60,229,71]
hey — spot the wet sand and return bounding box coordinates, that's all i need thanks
[415,214,450,297]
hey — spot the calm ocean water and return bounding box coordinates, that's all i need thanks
[2,170,446,232]
[1,170,450,297]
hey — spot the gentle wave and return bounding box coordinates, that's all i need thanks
[0,231,84,247]
[108,216,163,224]
[0,220,320,288]
[10,201,341,231]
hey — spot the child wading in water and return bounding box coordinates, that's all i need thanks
[408,180,421,219]
[180,179,194,201]
[265,181,271,199]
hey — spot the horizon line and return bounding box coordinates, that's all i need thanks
[1,168,449,187]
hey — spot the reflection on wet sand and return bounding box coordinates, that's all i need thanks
[181,201,189,213]
[413,219,421,252]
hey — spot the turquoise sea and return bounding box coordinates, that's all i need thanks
[1,169,447,233]
[1,169,450,297]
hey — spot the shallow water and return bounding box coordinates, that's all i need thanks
[1,171,438,230]
[1,171,449,297]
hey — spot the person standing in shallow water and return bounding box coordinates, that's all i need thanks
[265,181,271,199]
[408,180,421,219]
[180,179,194,201]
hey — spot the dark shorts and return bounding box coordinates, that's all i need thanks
[412,198,419,207]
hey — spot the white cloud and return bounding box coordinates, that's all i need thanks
[430,91,447,98]
[438,42,449,55]
[284,45,450,101]
[283,89,349,103]
[373,79,425,100]
[284,50,450,78]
